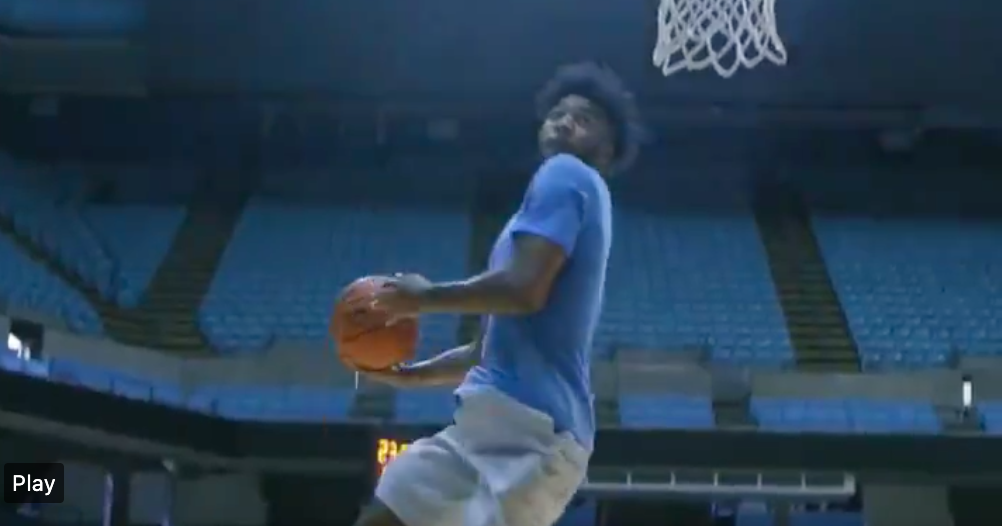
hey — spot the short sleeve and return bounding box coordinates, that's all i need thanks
[508,154,590,256]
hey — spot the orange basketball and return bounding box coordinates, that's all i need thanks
[330,276,418,371]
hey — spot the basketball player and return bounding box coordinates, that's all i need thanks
[349,62,641,526]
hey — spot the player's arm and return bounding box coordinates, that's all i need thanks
[417,156,587,315]
[400,334,482,386]
[369,332,484,388]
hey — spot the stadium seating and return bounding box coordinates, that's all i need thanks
[976,401,1002,435]
[0,233,102,334]
[4,346,957,438]
[198,385,354,422]
[752,397,941,434]
[0,152,979,448]
[0,157,185,316]
[394,388,458,424]
[600,212,792,366]
[43,356,357,421]
[618,393,714,429]
[200,200,469,354]
[84,205,184,307]
[813,217,1002,370]
[0,158,116,298]
[0,348,54,379]
[86,164,202,203]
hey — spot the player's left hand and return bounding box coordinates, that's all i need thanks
[369,273,433,318]
[359,364,423,388]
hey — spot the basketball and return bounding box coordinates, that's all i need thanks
[331,276,419,371]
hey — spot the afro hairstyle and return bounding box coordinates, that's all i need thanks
[535,62,643,173]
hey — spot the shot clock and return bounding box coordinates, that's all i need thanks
[372,427,437,480]
[374,437,412,477]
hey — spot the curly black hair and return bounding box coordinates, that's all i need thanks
[535,62,643,172]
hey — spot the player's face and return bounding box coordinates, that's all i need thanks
[538,95,613,166]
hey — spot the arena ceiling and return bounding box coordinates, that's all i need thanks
[0,0,1000,128]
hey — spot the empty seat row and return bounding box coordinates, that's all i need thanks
[599,212,793,366]
[0,232,102,334]
[2,150,1000,373]
[814,217,1002,369]
[200,201,469,355]
[619,394,714,429]
[0,157,185,313]
[973,401,1002,436]
[753,397,941,433]
[1,354,952,434]
[0,160,116,298]
[84,204,185,307]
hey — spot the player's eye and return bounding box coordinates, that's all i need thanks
[570,112,595,128]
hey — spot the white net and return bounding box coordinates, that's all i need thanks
[652,0,787,78]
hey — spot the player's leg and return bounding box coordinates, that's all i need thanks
[354,427,479,526]
[495,435,589,526]
[452,390,591,526]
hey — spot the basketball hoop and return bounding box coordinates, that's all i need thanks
[652,0,787,78]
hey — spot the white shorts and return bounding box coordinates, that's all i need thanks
[375,388,591,526]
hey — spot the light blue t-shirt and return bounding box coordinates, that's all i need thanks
[456,153,612,450]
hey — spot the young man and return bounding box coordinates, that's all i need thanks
[349,62,641,526]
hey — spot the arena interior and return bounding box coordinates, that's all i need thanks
[1,0,1002,525]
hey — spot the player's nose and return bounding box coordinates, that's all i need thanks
[551,117,573,137]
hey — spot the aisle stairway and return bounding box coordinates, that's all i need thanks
[127,202,246,353]
[754,182,861,372]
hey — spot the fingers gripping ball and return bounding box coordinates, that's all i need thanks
[331,276,418,371]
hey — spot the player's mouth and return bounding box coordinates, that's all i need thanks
[542,130,571,147]
[541,137,569,155]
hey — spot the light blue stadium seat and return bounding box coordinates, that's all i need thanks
[393,388,456,424]
[188,385,353,422]
[753,398,850,433]
[0,158,184,314]
[0,234,102,335]
[977,401,1002,435]
[619,394,714,429]
[151,382,185,408]
[212,386,292,421]
[91,165,201,203]
[50,358,189,408]
[0,353,24,374]
[814,217,1002,370]
[0,353,51,379]
[281,386,354,421]
[598,212,792,367]
[200,201,469,354]
[846,398,940,433]
[0,161,116,298]
[111,375,157,402]
[49,359,115,392]
[49,363,357,420]
[186,388,219,414]
[753,397,940,433]
[85,205,185,307]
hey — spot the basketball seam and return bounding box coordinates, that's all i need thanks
[338,326,390,344]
